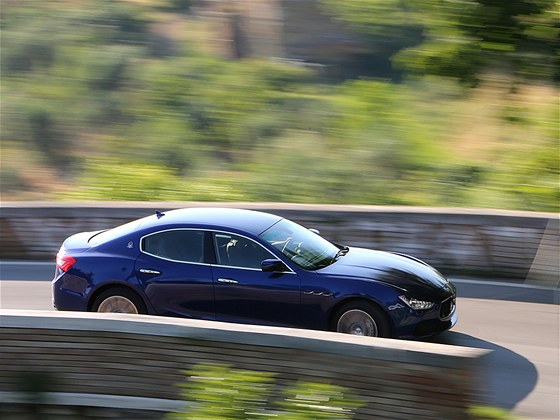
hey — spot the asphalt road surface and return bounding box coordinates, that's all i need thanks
[1,261,558,419]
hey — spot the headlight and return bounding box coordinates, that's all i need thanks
[399,295,435,310]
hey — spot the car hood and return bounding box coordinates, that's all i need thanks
[321,247,454,300]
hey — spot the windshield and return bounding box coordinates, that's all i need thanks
[259,219,340,270]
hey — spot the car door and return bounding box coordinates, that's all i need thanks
[135,229,215,319]
[211,231,301,327]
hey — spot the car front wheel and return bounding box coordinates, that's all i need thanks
[333,302,390,337]
[91,287,146,314]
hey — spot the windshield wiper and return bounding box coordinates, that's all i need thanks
[313,247,349,270]
[333,245,349,261]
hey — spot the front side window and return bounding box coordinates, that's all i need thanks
[260,219,339,270]
[213,232,275,269]
[142,230,204,263]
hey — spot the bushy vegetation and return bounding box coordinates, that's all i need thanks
[168,363,522,419]
[1,0,558,211]
[168,363,363,419]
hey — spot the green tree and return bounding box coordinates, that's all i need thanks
[320,0,559,85]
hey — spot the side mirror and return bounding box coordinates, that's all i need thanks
[308,228,320,235]
[261,259,289,273]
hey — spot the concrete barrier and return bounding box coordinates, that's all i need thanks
[0,202,558,283]
[0,310,489,419]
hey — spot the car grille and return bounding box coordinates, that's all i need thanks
[439,296,456,320]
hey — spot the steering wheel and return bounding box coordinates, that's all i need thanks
[284,240,303,260]
[281,237,292,253]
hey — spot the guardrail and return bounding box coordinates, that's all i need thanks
[1,202,558,284]
[0,310,489,419]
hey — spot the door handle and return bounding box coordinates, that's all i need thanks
[217,278,238,284]
[139,268,161,275]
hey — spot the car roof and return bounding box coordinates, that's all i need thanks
[139,207,283,235]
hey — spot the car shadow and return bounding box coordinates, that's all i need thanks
[425,331,538,410]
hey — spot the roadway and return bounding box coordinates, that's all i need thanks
[0,261,558,419]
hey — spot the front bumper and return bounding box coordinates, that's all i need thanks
[391,292,457,338]
[413,311,458,337]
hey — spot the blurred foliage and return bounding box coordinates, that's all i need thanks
[169,363,277,419]
[320,0,560,86]
[167,363,363,419]
[1,0,558,211]
[469,405,524,419]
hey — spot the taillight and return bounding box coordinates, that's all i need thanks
[56,253,77,272]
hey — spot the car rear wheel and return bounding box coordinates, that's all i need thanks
[334,302,390,338]
[92,287,146,314]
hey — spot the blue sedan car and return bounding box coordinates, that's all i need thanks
[53,208,457,338]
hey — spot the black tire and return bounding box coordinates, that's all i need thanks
[91,287,147,314]
[332,301,391,338]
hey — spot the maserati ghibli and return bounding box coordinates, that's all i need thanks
[53,208,457,338]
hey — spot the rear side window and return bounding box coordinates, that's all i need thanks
[142,230,204,263]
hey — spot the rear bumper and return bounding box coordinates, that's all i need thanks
[52,274,90,312]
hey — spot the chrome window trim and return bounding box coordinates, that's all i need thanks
[139,228,296,274]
